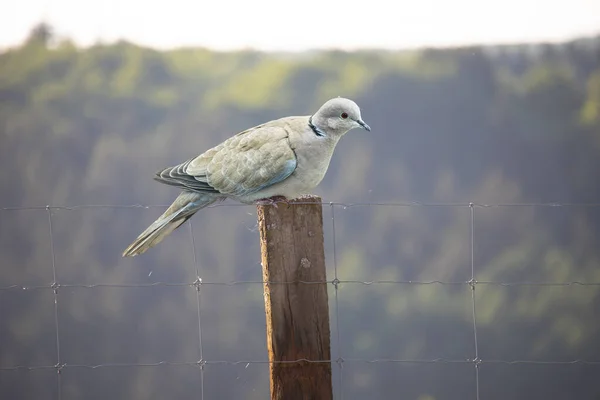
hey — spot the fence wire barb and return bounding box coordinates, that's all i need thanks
[3,201,600,400]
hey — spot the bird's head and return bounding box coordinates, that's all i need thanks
[312,97,371,136]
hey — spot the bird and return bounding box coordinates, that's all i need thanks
[122,97,371,257]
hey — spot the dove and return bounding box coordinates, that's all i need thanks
[122,97,370,257]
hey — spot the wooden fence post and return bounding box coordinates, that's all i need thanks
[257,195,333,400]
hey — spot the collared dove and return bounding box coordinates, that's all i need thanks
[122,97,370,257]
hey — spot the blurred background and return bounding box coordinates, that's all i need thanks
[1,1,600,399]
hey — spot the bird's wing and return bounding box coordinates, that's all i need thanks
[154,122,298,197]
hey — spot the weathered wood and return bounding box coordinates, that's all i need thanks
[257,195,333,400]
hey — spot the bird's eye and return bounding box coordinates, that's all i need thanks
[341,112,348,119]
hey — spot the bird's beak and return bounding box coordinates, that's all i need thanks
[357,119,371,132]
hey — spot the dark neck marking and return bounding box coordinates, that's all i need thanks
[308,116,326,137]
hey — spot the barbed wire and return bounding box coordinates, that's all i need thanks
[2,201,600,400]
[2,358,600,373]
[2,280,600,291]
[188,220,205,400]
[331,203,344,399]
[469,204,481,399]
[46,207,62,399]
[3,201,600,212]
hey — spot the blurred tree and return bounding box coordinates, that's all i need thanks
[25,22,54,47]
[1,34,600,400]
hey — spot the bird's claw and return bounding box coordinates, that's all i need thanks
[256,196,289,208]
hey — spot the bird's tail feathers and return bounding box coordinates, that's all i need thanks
[122,192,219,257]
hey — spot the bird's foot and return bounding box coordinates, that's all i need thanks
[255,196,289,208]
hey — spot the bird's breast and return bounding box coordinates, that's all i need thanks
[239,133,339,202]
[291,137,337,189]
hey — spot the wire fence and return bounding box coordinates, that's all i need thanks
[2,201,600,400]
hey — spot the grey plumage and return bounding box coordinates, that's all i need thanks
[122,97,370,257]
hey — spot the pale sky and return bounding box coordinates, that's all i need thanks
[2,0,600,51]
